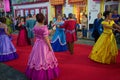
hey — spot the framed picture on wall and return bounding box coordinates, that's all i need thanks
[16,10,20,16]
[41,8,47,16]
[35,9,39,14]
[25,10,29,16]
[30,9,35,16]
[20,10,24,16]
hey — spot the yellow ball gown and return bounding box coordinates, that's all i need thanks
[89,20,118,64]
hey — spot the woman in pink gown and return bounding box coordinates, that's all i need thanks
[26,13,59,80]
[17,17,30,46]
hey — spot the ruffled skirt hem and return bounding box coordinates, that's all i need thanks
[0,52,18,62]
[51,39,67,52]
[26,66,59,80]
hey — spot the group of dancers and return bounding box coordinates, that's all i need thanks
[25,13,77,80]
[0,11,120,80]
[51,13,77,54]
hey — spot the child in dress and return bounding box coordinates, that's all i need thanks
[26,13,59,80]
[89,11,120,64]
[17,17,30,46]
[0,17,18,62]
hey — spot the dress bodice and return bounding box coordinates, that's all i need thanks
[102,20,115,33]
[0,28,6,35]
[33,25,48,39]
[55,21,64,26]
[54,21,64,31]
[20,24,26,29]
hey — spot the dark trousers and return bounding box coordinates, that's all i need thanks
[67,42,74,55]
[82,28,87,37]
[93,30,100,42]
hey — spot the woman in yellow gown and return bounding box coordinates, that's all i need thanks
[89,11,120,64]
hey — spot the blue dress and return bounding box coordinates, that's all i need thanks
[0,28,18,62]
[51,21,67,52]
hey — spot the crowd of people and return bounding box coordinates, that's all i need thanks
[0,10,120,80]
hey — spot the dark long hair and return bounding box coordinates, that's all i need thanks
[103,11,111,19]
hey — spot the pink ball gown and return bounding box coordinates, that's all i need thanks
[26,25,59,80]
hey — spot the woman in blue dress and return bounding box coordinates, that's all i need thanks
[0,17,18,62]
[51,15,67,52]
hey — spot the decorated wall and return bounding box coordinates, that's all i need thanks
[11,0,49,5]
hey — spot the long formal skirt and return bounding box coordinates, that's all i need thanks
[0,34,18,62]
[17,27,30,46]
[89,32,118,64]
[26,39,59,80]
[51,28,67,52]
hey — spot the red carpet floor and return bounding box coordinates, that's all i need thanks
[4,35,120,80]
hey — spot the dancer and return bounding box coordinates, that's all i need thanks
[92,13,104,42]
[17,17,30,46]
[0,17,18,62]
[51,15,67,52]
[61,13,77,55]
[89,11,120,64]
[26,14,36,46]
[26,13,59,80]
